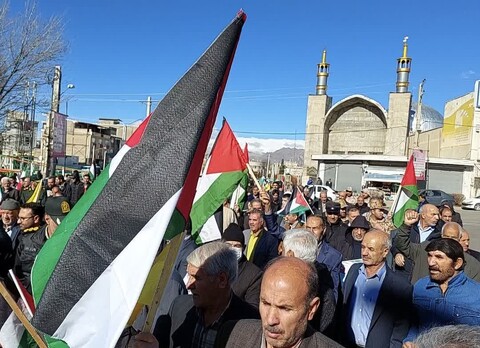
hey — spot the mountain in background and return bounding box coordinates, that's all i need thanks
[249,147,304,165]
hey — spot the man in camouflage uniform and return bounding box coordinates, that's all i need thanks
[363,197,394,234]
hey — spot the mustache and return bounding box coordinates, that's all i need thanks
[429,267,440,271]
[264,325,283,334]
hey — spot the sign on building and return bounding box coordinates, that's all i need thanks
[52,112,68,157]
[413,148,426,180]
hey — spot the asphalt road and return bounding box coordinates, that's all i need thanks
[460,208,480,250]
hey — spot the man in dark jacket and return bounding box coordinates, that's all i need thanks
[441,201,463,226]
[281,229,337,337]
[0,176,20,202]
[154,242,259,348]
[222,223,262,309]
[14,203,46,291]
[0,199,21,250]
[324,201,348,253]
[243,209,279,270]
[343,230,412,348]
[69,170,84,206]
[339,216,370,261]
[459,230,480,261]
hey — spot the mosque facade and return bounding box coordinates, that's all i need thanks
[303,39,480,198]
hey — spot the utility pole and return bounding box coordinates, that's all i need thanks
[30,82,37,174]
[43,66,62,177]
[415,79,426,148]
[146,96,152,117]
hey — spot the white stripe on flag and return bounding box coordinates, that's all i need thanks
[0,299,29,348]
[193,173,221,201]
[52,189,182,348]
[395,190,411,213]
[109,145,131,177]
[199,215,222,244]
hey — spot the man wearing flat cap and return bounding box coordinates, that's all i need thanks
[222,223,263,309]
[324,201,348,254]
[44,196,71,238]
[0,199,21,249]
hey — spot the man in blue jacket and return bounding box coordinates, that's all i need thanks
[403,238,480,346]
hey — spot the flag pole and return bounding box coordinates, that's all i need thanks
[388,184,403,217]
[0,281,48,348]
[142,232,185,332]
[246,163,262,190]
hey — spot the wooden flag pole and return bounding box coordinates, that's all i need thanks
[388,184,403,217]
[246,163,262,190]
[0,281,48,348]
[143,232,185,333]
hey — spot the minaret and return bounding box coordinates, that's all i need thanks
[303,51,332,184]
[396,36,412,93]
[316,50,329,95]
[386,37,412,156]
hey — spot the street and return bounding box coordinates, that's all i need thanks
[460,208,480,250]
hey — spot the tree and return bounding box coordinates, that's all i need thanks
[0,1,66,120]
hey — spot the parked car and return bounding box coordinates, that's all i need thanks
[419,189,454,207]
[462,196,480,211]
[310,184,337,201]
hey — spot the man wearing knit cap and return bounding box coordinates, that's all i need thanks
[222,223,263,308]
[44,196,71,238]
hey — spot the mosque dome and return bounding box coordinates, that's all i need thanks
[409,104,443,132]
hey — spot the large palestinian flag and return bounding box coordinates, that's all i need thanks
[392,155,419,227]
[190,119,247,244]
[29,12,246,348]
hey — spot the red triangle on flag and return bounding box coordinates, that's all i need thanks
[401,155,417,187]
[126,114,152,147]
[294,189,310,208]
[206,120,247,174]
[243,143,249,163]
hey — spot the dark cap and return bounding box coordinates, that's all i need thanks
[326,201,340,215]
[348,216,370,230]
[222,223,245,246]
[0,199,20,211]
[45,197,71,224]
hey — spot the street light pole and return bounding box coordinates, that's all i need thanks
[43,65,62,177]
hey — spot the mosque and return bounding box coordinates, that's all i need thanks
[302,38,480,198]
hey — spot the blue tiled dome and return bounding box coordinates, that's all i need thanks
[409,104,443,132]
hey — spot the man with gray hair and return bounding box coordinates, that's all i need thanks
[155,241,259,348]
[343,229,412,347]
[282,229,337,337]
[412,325,480,348]
[395,212,480,283]
[0,176,20,202]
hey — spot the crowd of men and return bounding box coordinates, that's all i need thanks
[133,181,480,348]
[1,169,480,347]
[0,170,93,324]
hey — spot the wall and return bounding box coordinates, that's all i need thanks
[328,106,386,154]
[441,92,474,159]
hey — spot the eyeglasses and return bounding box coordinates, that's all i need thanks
[18,216,34,221]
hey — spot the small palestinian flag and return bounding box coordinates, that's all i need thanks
[277,186,312,216]
[30,12,246,348]
[392,155,419,227]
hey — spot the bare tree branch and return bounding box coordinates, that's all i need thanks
[0,1,67,118]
